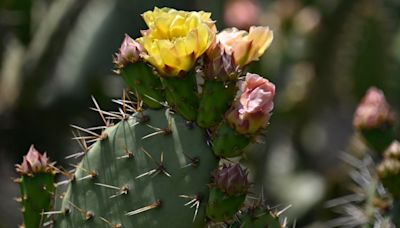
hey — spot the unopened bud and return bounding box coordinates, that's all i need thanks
[353,87,395,130]
[113,34,144,69]
[213,164,249,196]
[16,145,51,174]
[202,42,239,81]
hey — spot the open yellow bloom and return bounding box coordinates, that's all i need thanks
[138,7,216,76]
[214,26,273,67]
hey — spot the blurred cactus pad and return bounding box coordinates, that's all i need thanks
[14,7,290,228]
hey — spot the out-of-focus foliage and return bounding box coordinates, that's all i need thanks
[0,0,399,227]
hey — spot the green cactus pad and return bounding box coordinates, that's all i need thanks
[206,188,246,222]
[197,80,237,128]
[212,122,250,158]
[161,72,199,121]
[122,63,165,109]
[232,206,283,228]
[19,173,55,228]
[56,109,218,227]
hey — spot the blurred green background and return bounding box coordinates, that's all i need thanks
[0,0,399,227]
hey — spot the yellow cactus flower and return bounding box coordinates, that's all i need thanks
[138,7,216,76]
[214,26,273,67]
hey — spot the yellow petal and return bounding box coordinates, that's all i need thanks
[138,7,217,76]
[247,26,273,63]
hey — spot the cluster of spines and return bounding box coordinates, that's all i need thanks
[327,87,400,227]
[48,96,219,227]
[15,93,289,227]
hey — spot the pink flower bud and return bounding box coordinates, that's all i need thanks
[16,145,50,174]
[226,73,275,134]
[353,87,395,130]
[203,42,239,81]
[213,164,249,196]
[113,34,144,69]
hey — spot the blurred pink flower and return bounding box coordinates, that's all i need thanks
[353,87,395,129]
[224,0,261,30]
[226,73,275,134]
[16,145,50,174]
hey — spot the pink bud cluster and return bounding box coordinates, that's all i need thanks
[226,73,275,134]
[353,87,395,130]
[16,145,51,174]
[113,34,144,69]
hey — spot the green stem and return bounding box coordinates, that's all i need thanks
[197,80,236,128]
[122,63,165,109]
[161,71,198,121]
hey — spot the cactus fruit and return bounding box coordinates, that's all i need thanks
[197,43,239,128]
[15,145,56,228]
[121,64,165,109]
[160,73,199,121]
[197,80,237,128]
[212,122,251,158]
[206,164,249,222]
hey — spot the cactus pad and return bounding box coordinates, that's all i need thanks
[56,108,218,227]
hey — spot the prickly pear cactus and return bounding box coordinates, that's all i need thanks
[328,87,400,227]
[15,7,285,228]
[57,109,218,227]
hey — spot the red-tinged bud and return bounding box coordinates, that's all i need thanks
[113,34,144,69]
[16,145,51,175]
[202,42,240,81]
[353,87,395,130]
[226,73,275,134]
[213,164,249,196]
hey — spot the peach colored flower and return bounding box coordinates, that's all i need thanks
[353,87,395,129]
[226,73,275,134]
[213,26,273,67]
